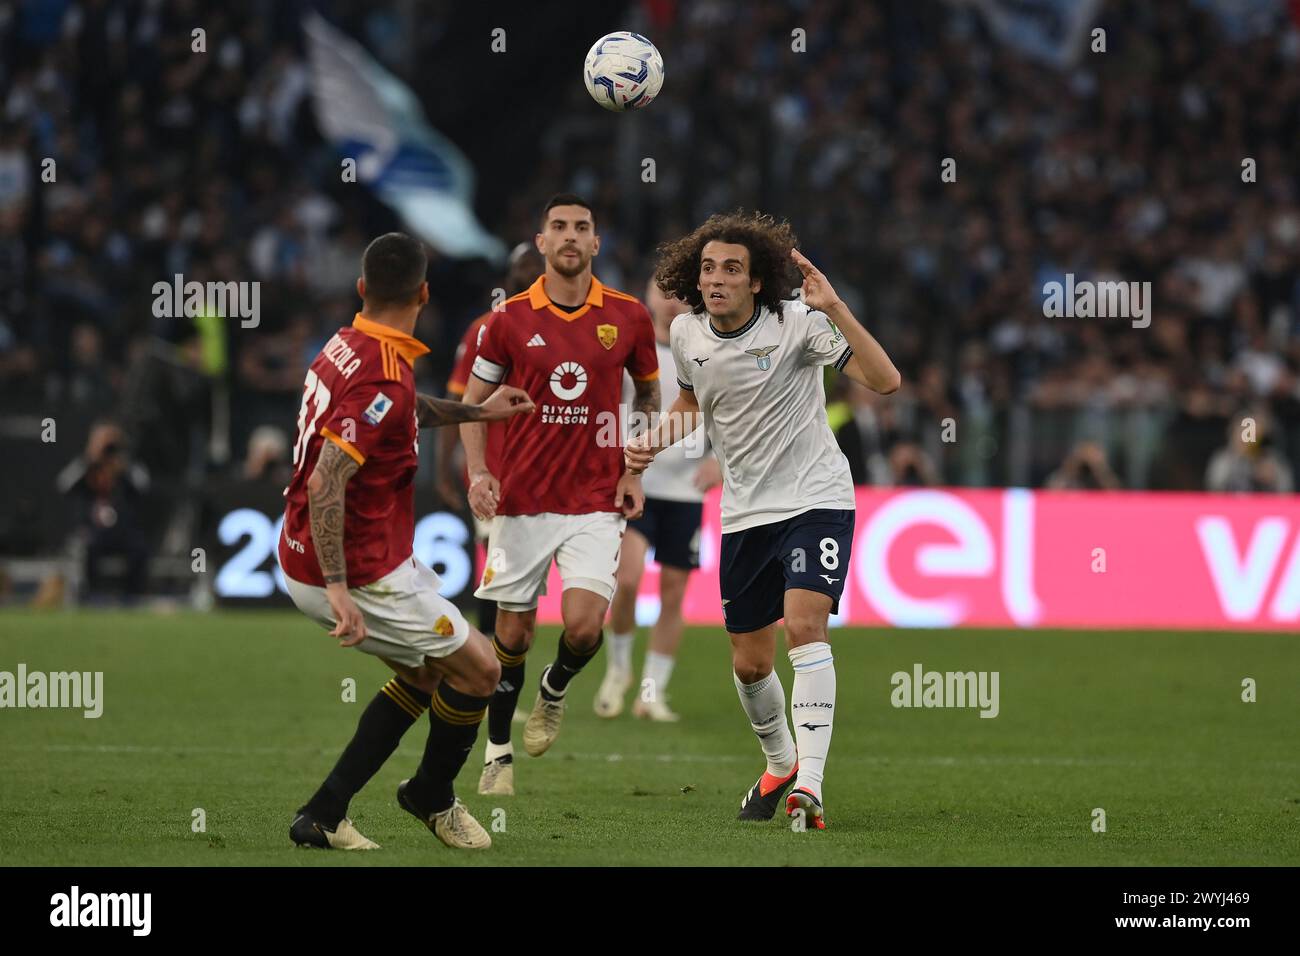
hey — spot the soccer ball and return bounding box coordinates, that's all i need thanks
[583,31,664,112]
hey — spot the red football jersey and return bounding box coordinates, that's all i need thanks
[447,312,504,480]
[472,275,658,515]
[279,314,430,588]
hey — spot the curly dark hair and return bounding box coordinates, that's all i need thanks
[653,210,799,315]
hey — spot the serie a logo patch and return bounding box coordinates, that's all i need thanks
[363,391,393,425]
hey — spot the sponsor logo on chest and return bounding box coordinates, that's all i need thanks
[526,319,628,426]
[542,360,589,424]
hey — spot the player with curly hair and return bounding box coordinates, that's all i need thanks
[628,211,900,829]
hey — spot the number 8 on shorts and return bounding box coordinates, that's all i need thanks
[718,508,855,634]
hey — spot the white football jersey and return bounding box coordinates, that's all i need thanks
[670,299,856,533]
[622,341,712,503]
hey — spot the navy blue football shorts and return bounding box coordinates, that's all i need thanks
[718,508,855,634]
[627,496,703,571]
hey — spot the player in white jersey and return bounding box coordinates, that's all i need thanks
[626,212,900,829]
[595,280,722,722]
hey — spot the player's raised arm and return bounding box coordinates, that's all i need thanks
[306,440,366,644]
[791,248,901,395]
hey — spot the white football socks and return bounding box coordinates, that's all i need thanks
[540,665,567,700]
[608,631,634,674]
[789,642,836,798]
[484,739,512,763]
[733,670,797,777]
[643,650,675,697]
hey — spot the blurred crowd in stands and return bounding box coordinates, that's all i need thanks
[1,0,1297,596]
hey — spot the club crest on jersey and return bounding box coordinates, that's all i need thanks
[597,324,618,350]
[482,548,506,587]
[362,391,394,425]
[744,344,779,371]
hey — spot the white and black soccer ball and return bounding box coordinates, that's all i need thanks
[583,31,664,112]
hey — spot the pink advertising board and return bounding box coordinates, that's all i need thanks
[523,489,1300,630]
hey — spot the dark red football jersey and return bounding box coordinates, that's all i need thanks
[471,275,658,516]
[447,312,504,480]
[279,314,429,587]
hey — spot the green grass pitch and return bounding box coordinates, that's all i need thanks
[1,610,1297,866]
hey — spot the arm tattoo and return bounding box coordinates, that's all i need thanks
[309,440,361,585]
[631,377,661,434]
[416,392,486,428]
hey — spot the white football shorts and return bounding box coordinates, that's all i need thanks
[474,512,626,612]
[285,556,470,668]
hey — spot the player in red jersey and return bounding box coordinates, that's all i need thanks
[459,194,660,796]
[281,233,533,851]
[437,242,545,636]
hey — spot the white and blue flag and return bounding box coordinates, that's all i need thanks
[304,13,506,264]
[959,0,1103,69]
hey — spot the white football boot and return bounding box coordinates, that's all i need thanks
[478,755,515,796]
[523,675,567,756]
[631,695,681,722]
[593,668,632,718]
[396,781,492,850]
[290,813,380,850]
[431,799,492,850]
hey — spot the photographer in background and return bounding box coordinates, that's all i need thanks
[240,424,292,488]
[887,442,941,488]
[1206,411,1295,494]
[56,421,152,602]
[1046,441,1124,491]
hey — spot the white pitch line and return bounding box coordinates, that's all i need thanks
[19,744,1294,769]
